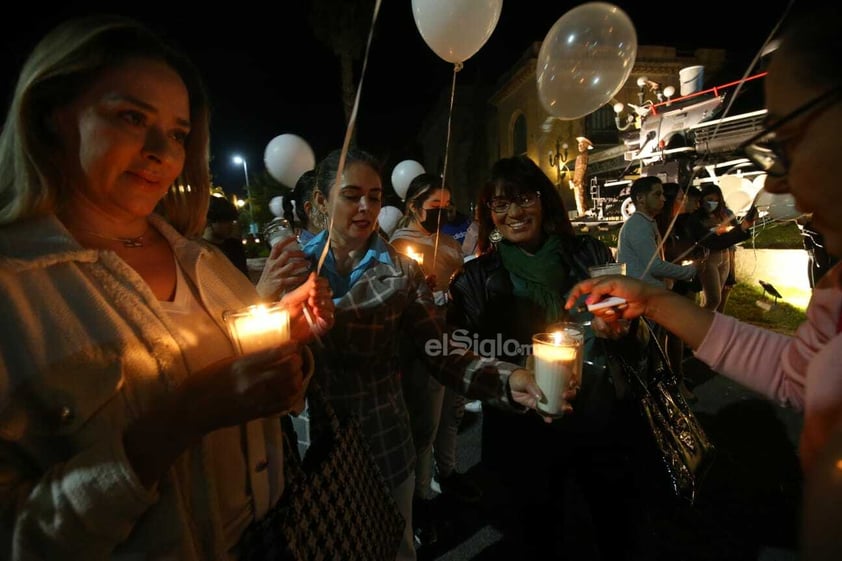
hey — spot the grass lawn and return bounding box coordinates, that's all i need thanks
[580,219,809,335]
[721,281,806,336]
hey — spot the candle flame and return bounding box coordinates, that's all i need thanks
[551,331,564,345]
[405,246,424,265]
[250,304,270,316]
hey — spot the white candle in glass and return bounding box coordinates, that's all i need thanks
[224,303,291,355]
[532,325,584,417]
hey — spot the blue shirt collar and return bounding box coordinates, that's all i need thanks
[302,231,394,297]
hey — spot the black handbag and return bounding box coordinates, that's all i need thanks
[237,382,405,561]
[612,320,716,504]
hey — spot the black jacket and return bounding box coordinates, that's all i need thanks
[447,234,632,435]
[686,210,751,252]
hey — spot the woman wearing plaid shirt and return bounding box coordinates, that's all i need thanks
[301,148,551,561]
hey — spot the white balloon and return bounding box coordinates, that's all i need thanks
[719,175,753,213]
[718,175,746,198]
[727,189,754,215]
[264,134,315,188]
[753,189,805,222]
[378,205,404,237]
[412,0,502,64]
[391,160,426,201]
[752,173,767,194]
[269,196,285,218]
[537,2,637,120]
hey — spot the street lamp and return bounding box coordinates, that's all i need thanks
[232,155,257,234]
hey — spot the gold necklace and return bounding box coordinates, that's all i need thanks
[79,227,150,248]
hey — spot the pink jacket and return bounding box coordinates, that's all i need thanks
[695,263,842,471]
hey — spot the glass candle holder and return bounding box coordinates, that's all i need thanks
[588,262,626,277]
[531,324,584,417]
[264,218,299,249]
[223,302,291,355]
[263,218,311,274]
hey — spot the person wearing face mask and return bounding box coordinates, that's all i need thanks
[565,9,842,555]
[685,184,755,312]
[390,173,464,300]
[389,173,481,547]
[301,149,546,561]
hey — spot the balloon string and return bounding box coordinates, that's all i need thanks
[316,0,382,276]
[432,62,463,272]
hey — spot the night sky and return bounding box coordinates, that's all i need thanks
[0,0,796,196]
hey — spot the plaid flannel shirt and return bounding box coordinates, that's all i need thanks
[302,231,522,488]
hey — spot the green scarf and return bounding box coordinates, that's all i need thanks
[498,234,567,322]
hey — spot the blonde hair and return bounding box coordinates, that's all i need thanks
[394,173,442,230]
[0,15,212,237]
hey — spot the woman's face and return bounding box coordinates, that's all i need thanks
[53,58,190,221]
[326,161,382,249]
[489,186,543,250]
[418,188,451,216]
[415,188,451,229]
[702,194,721,213]
[763,50,842,257]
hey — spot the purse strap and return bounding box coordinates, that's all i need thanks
[306,380,341,435]
[610,318,674,398]
[280,380,341,471]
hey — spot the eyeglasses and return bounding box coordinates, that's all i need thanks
[740,86,842,177]
[486,191,541,214]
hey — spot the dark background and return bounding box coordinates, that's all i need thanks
[0,0,797,196]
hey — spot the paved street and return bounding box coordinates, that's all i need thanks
[421,357,804,561]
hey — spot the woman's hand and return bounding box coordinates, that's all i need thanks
[508,367,579,423]
[565,274,714,351]
[565,274,654,324]
[281,272,335,341]
[256,236,311,300]
[124,342,307,487]
[183,342,307,433]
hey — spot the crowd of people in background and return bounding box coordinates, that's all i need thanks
[1,5,839,561]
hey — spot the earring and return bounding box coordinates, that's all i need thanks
[310,208,328,231]
[489,228,503,243]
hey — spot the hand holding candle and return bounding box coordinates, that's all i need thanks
[532,324,584,417]
[256,235,311,300]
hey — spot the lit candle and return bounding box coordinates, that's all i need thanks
[404,246,424,266]
[224,303,291,355]
[531,325,584,417]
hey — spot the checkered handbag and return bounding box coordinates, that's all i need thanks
[237,382,405,561]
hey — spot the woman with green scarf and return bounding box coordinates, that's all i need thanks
[447,155,648,560]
